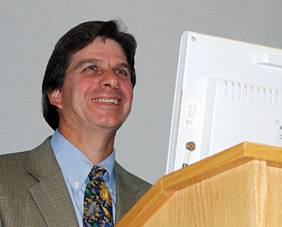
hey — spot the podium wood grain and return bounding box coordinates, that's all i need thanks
[116,142,282,226]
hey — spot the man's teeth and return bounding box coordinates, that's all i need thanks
[92,98,119,105]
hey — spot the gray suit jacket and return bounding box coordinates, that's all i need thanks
[0,138,151,226]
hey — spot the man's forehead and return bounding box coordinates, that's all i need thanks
[72,38,126,60]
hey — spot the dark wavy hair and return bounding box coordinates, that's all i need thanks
[42,20,137,130]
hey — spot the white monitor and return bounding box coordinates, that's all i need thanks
[166,31,282,174]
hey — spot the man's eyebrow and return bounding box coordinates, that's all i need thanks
[116,62,132,71]
[73,58,100,71]
[72,58,132,72]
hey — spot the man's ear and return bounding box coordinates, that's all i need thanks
[48,89,63,109]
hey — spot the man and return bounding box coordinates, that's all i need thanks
[0,20,151,227]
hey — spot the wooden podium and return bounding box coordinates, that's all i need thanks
[116,142,282,226]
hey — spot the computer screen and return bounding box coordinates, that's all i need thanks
[166,31,282,174]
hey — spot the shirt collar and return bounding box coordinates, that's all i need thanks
[50,129,115,192]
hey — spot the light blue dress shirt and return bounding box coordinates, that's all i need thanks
[50,130,117,226]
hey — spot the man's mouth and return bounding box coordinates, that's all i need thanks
[92,98,119,105]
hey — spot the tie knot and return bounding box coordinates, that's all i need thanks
[88,166,106,181]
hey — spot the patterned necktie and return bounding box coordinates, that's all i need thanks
[83,166,114,227]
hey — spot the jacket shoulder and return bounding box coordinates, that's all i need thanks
[0,137,51,172]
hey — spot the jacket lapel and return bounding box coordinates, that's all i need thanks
[115,162,140,223]
[28,138,79,227]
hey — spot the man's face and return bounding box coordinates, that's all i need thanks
[49,38,133,133]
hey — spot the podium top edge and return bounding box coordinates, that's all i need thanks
[162,142,282,192]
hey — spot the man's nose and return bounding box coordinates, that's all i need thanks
[99,70,120,89]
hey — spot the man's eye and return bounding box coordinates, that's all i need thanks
[85,65,98,71]
[115,69,128,76]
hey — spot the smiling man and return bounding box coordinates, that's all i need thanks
[0,21,151,227]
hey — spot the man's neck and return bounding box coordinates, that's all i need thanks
[58,125,116,165]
